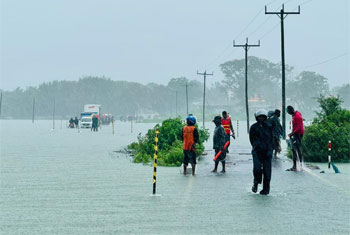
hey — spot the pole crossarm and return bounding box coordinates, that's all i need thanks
[233,38,260,50]
[197,70,214,76]
[265,4,300,15]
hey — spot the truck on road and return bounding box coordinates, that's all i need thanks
[80,104,101,128]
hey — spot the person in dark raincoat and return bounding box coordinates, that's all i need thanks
[92,115,99,132]
[249,109,273,195]
[212,116,227,173]
[74,117,79,128]
[69,117,74,128]
[268,109,283,158]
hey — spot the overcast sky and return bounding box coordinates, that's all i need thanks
[1,0,349,90]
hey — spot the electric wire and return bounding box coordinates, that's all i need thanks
[300,52,349,69]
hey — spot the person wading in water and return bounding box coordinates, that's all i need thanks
[221,111,235,153]
[286,105,304,171]
[250,109,273,195]
[212,116,227,173]
[181,116,199,176]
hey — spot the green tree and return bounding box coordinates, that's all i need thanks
[332,84,350,109]
[128,118,210,166]
[287,71,329,118]
[219,56,293,109]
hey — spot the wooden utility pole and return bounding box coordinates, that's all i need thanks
[175,91,178,117]
[182,83,192,116]
[197,70,213,127]
[233,38,260,133]
[265,4,300,139]
[52,99,55,130]
[0,92,2,117]
[32,97,35,123]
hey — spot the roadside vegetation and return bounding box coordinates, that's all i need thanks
[128,118,210,167]
[301,96,350,162]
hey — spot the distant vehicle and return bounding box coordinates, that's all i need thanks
[84,104,101,118]
[101,113,113,125]
[80,104,101,128]
[80,116,92,128]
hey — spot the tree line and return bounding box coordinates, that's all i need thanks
[1,56,349,120]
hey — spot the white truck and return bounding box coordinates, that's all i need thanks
[84,104,101,115]
[80,104,101,128]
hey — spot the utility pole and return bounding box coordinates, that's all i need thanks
[175,91,178,117]
[185,83,188,116]
[0,92,2,117]
[32,97,35,123]
[52,99,55,130]
[182,83,192,116]
[233,38,260,133]
[197,70,213,127]
[265,4,300,139]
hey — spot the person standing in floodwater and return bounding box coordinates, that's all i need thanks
[212,116,227,173]
[92,115,98,132]
[221,111,235,153]
[286,105,304,171]
[249,109,273,195]
[74,116,79,128]
[268,109,283,159]
[69,117,74,128]
[181,115,199,176]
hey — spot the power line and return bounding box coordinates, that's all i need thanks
[251,0,313,41]
[202,0,281,70]
[259,21,280,40]
[301,52,350,69]
[202,0,313,71]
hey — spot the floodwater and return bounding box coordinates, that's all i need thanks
[1,120,349,235]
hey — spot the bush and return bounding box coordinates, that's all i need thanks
[302,96,350,162]
[128,118,210,166]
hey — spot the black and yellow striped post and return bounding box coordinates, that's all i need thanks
[153,129,159,194]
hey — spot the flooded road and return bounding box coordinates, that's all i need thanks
[1,120,349,234]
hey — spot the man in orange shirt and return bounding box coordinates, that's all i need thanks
[221,111,235,153]
[181,116,199,175]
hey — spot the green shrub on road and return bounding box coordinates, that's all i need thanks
[128,118,210,166]
[302,96,350,162]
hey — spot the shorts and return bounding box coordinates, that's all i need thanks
[183,150,196,165]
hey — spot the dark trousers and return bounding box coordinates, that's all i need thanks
[225,134,230,150]
[252,149,272,192]
[292,134,303,168]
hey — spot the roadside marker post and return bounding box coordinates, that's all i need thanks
[328,140,331,169]
[112,119,115,134]
[153,129,159,195]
